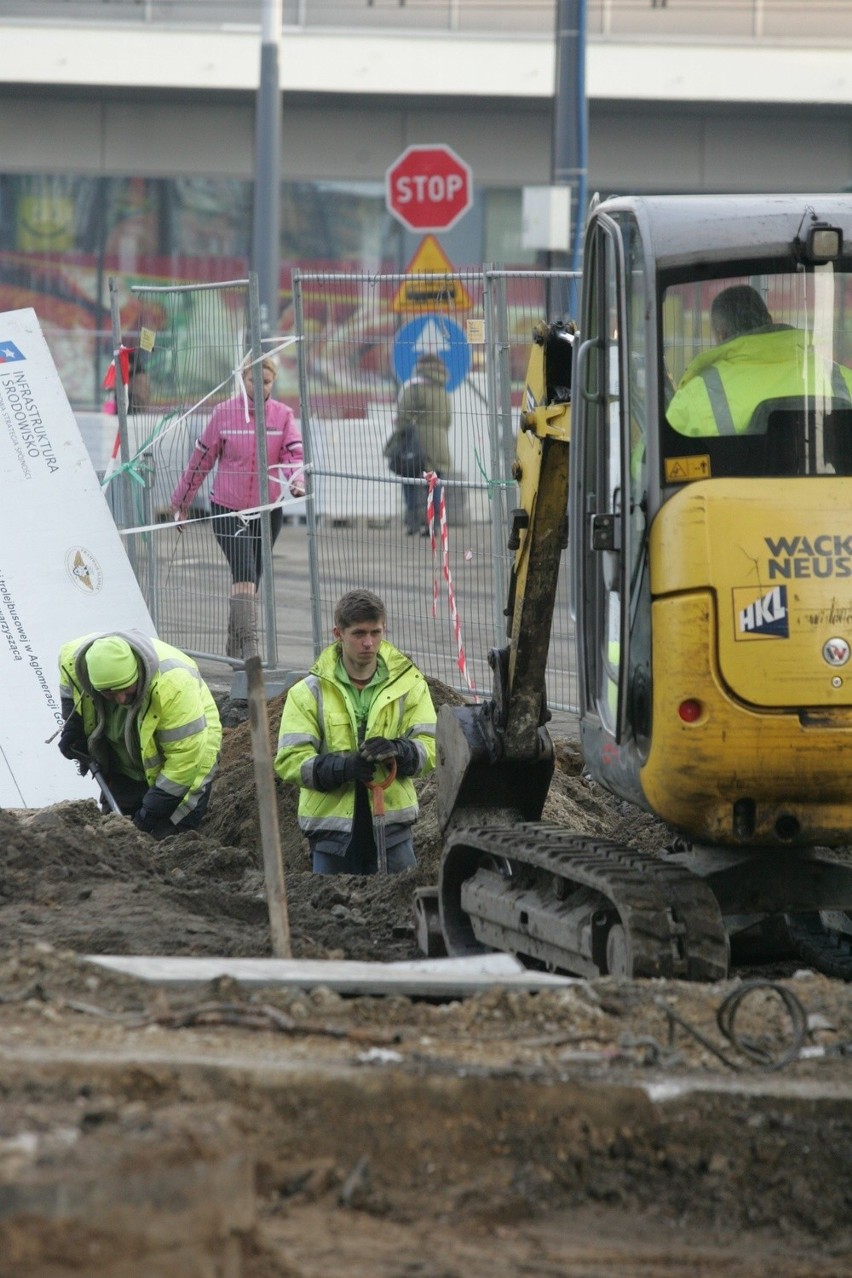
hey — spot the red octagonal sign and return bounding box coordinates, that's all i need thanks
[386,144,473,233]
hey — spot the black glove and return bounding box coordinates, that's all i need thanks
[313,751,376,791]
[133,787,181,834]
[359,736,398,762]
[58,713,88,762]
[360,736,420,776]
[132,807,157,834]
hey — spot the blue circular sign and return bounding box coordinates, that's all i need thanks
[392,314,470,393]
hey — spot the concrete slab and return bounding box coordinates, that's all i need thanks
[86,952,580,997]
[227,668,308,702]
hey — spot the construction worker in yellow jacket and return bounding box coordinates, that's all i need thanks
[275,589,436,875]
[57,630,221,838]
[667,283,852,437]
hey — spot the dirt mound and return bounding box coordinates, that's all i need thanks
[1,676,847,1054]
[1,680,637,965]
[2,682,852,1275]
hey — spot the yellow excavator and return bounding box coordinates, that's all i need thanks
[424,194,852,981]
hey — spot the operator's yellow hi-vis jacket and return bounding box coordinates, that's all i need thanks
[275,640,436,837]
[58,630,222,822]
[666,326,852,437]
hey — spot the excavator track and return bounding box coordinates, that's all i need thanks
[439,823,730,981]
[785,912,852,981]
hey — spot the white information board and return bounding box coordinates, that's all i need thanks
[0,308,154,808]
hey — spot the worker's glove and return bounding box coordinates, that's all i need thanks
[313,751,376,791]
[359,736,397,762]
[132,807,157,834]
[359,736,420,777]
[58,713,88,762]
[133,787,180,834]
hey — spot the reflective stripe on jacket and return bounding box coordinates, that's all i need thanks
[274,640,437,837]
[58,630,222,820]
[170,393,304,512]
[666,327,852,437]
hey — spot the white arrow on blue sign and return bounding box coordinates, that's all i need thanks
[392,314,470,394]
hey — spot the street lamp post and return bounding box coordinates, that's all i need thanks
[552,0,588,313]
[252,0,283,336]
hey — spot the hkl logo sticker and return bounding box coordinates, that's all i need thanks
[736,584,789,639]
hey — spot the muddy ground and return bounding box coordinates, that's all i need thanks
[1,680,851,1276]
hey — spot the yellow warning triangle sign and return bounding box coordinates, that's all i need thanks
[392,235,472,313]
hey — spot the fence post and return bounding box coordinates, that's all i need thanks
[484,267,512,646]
[141,449,159,630]
[249,272,278,666]
[293,270,323,661]
[108,277,138,577]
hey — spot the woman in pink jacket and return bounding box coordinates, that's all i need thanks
[171,353,305,660]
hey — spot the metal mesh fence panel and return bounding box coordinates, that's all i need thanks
[293,268,503,697]
[109,267,580,716]
[104,277,284,670]
[294,267,579,713]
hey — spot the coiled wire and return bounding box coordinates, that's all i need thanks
[655,980,808,1072]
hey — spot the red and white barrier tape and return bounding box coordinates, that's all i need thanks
[101,428,122,486]
[426,471,477,697]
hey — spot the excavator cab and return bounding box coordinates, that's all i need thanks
[571,196,852,850]
[431,195,852,979]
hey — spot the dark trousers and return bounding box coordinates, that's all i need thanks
[211,503,283,586]
[311,836,416,876]
[310,784,416,875]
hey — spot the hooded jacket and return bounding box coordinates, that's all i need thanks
[274,640,436,837]
[58,630,221,823]
[667,326,852,437]
[170,392,304,513]
[396,356,452,474]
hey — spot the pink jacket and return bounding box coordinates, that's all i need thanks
[171,394,304,513]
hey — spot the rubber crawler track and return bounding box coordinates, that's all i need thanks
[440,822,730,981]
[786,913,852,981]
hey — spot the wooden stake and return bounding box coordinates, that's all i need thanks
[245,655,292,958]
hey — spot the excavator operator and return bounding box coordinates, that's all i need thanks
[666,283,852,437]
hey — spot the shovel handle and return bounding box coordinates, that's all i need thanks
[368,759,396,875]
[367,757,397,816]
[73,751,123,815]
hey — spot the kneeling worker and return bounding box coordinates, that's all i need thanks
[57,630,221,839]
[275,589,436,874]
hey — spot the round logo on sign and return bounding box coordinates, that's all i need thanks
[823,637,851,667]
[65,547,103,594]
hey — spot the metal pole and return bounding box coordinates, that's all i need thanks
[483,267,511,645]
[292,270,324,659]
[108,277,137,575]
[253,0,283,337]
[141,450,159,631]
[552,0,588,316]
[249,271,278,666]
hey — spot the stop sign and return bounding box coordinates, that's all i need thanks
[386,144,473,233]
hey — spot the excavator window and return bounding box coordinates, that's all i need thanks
[660,270,852,482]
